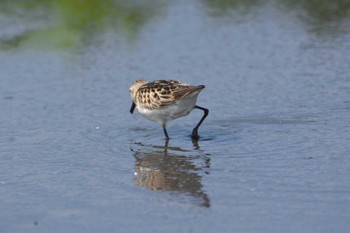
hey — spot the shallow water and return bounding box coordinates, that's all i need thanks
[1,1,350,232]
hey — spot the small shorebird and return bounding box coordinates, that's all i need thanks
[129,80,209,140]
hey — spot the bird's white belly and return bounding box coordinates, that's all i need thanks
[137,92,199,125]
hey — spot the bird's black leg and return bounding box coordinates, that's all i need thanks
[130,102,136,114]
[192,105,209,140]
[162,125,170,139]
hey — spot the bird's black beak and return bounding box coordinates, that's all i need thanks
[130,102,136,114]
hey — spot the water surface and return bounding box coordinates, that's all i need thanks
[1,1,350,232]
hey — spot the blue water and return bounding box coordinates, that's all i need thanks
[1,1,350,232]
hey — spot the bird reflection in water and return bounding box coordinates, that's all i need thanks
[132,140,210,208]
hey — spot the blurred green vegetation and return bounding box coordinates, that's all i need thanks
[203,0,350,24]
[0,0,349,49]
[282,0,350,23]
[0,0,163,49]
[202,0,260,16]
[203,0,350,36]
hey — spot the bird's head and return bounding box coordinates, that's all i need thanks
[129,80,148,101]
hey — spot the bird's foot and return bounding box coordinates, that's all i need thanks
[191,128,199,140]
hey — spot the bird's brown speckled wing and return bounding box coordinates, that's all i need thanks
[136,80,205,110]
